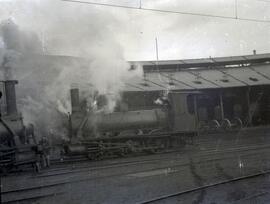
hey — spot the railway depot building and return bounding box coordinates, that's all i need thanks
[123,53,270,131]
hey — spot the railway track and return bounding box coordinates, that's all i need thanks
[35,142,270,178]
[3,143,270,203]
[138,170,270,204]
[51,130,270,165]
[5,140,264,178]
[1,181,66,203]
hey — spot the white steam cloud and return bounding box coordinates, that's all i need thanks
[0,2,142,140]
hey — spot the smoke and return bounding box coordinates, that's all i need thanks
[0,1,142,140]
[0,19,43,53]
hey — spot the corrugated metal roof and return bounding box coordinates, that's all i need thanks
[125,53,270,92]
[129,53,270,71]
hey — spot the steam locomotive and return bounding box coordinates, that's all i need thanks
[65,87,200,158]
[0,80,44,173]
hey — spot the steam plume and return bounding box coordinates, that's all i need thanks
[0,9,141,141]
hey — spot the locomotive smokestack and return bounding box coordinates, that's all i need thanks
[70,87,80,113]
[5,80,18,115]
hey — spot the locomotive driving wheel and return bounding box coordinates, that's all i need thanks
[221,119,232,130]
[231,117,243,129]
[209,120,221,131]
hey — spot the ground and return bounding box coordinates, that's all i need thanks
[2,128,270,204]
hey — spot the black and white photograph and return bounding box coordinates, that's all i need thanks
[0,0,270,203]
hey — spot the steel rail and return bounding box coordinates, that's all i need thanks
[138,171,270,203]
[33,143,270,178]
[3,144,270,203]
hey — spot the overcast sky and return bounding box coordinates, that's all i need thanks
[0,0,270,60]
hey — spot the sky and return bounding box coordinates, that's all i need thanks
[0,0,270,60]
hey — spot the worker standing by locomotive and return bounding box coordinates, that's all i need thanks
[39,135,50,167]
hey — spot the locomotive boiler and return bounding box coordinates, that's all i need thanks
[86,109,167,132]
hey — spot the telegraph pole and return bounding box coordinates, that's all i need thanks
[155,37,159,61]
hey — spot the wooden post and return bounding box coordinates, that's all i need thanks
[246,88,252,126]
[219,92,225,120]
[193,95,198,129]
[193,94,199,138]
